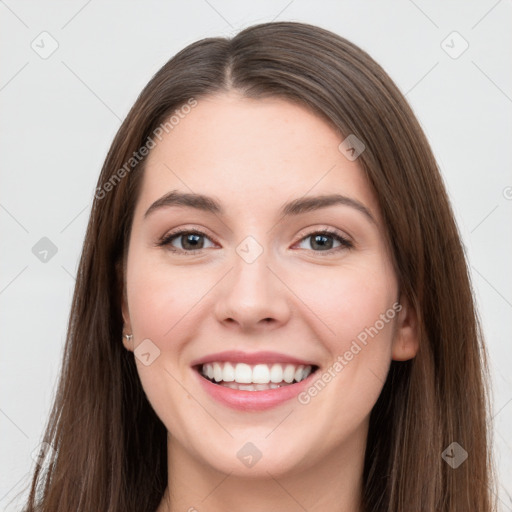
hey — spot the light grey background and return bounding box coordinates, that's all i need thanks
[1,1,511,510]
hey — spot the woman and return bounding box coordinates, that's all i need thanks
[20,21,496,511]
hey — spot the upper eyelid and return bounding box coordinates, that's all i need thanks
[160,227,218,245]
[295,226,352,243]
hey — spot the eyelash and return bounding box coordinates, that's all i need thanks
[156,227,354,256]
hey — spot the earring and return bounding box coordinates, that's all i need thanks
[124,334,133,342]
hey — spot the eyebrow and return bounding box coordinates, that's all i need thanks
[144,190,376,225]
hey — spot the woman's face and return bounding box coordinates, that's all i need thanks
[122,92,418,477]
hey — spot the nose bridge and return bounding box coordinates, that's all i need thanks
[214,234,290,329]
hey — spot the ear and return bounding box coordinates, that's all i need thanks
[117,259,134,353]
[391,294,419,361]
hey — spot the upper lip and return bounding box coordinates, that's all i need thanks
[190,350,319,367]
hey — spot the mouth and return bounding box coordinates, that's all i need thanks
[193,362,320,392]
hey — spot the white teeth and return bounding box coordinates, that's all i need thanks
[269,363,283,383]
[235,363,253,383]
[283,364,296,383]
[200,361,315,386]
[219,381,291,391]
[222,362,235,382]
[213,362,223,382]
[294,365,305,382]
[252,364,270,384]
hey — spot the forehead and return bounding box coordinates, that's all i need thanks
[136,92,382,225]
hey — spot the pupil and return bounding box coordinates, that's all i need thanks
[312,234,332,250]
[183,233,203,250]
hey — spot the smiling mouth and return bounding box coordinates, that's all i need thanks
[194,362,320,391]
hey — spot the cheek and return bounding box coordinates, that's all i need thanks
[297,259,397,352]
[294,266,397,435]
[124,255,200,434]
[126,253,205,340]
[293,258,398,415]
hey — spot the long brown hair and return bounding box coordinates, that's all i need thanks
[18,21,496,511]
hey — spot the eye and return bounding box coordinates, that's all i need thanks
[156,229,216,255]
[156,227,353,256]
[294,229,353,254]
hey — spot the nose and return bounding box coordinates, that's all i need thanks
[214,249,291,332]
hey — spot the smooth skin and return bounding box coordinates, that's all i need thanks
[121,92,419,512]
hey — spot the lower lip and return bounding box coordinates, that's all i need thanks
[193,367,317,411]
